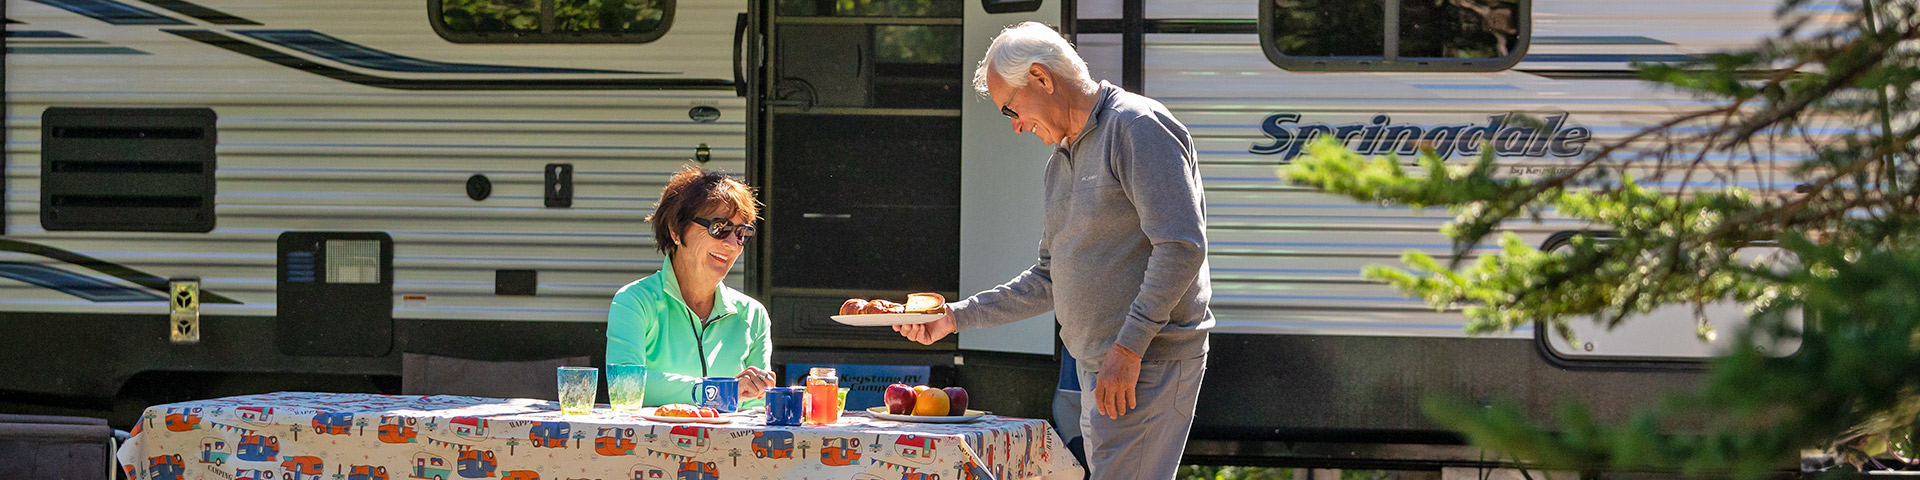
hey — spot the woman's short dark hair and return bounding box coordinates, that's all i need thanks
[647,166,759,256]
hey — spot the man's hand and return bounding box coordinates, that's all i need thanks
[892,306,956,345]
[1093,345,1143,420]
[735,366,775,399]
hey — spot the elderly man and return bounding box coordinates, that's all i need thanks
[895,21,1213,479]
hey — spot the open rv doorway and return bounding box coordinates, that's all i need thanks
[751,0,967,355]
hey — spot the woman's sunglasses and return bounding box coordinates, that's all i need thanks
[691,217,756,243]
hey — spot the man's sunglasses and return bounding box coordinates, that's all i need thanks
[691,217,756,243]
[1000,84,1023,119]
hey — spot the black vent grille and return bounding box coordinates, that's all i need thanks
[40,107,217,232]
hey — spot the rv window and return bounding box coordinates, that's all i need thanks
[1262,0,1527,72]
[776,0,961,17]
[431,0,673,43]
[1269,0,1385,57]
[872,25,964,108]
[874,25,961,64]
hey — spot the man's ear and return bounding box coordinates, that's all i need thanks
[1029,64,1054,94]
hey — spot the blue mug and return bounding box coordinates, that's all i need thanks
[764,387,804,426]
[698,377,739,413]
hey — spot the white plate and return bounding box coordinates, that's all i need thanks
[639,407,731,424]
[831,313,942,327]
[640,413,730,424]
[865,406,988,423]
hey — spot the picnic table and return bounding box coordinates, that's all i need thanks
[115,391,1082,480]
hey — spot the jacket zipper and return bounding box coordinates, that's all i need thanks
[687,310,734,378]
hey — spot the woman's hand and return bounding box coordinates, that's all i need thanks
[735,366,775,399]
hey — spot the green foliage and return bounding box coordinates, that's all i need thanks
[441,0,666,34]
[554,0,667,33]
[874,26,962,64]
[1176,465,1294,480]
[776,0,961,17]
[1281,0,1920,477]
[440,0,540,33]
[1424,235,1920,478]
[1286,137,1783,341]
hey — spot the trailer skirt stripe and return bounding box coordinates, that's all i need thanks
[0,261,167,302]
[0,239,240,304]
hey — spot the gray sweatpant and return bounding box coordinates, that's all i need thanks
[1075,353,1207,480]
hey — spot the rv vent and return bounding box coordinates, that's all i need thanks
[40,107,217,232]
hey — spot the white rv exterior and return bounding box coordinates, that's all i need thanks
[4,0,746,320]
[2,0,1837,462]
[1042,0,1809,354]
[3,0,753,407]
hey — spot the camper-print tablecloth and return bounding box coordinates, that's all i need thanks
[115,392,1082,480]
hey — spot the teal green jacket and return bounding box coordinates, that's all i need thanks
[605,259,771,408]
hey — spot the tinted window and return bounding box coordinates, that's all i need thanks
[1262,0,1526,71]
[1270,0,1384,57]
[555,0,670,34]
[1399,0,1520,58]
[776,0,962,17]
[438,0,540,35]
[433,0,673,43]
[874,25,961,64]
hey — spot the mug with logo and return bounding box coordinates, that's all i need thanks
[698,377,739,413]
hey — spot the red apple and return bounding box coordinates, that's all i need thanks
[942,387,968,416]
[884,383,916,415]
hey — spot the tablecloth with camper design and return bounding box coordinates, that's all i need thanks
[115,391,1082,480]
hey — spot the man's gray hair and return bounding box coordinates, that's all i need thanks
[972,21,1093,97]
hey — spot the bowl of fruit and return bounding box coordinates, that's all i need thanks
[865,384,986,423]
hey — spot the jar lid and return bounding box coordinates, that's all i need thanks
[809,367,837,376]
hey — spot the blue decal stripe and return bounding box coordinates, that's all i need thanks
[0,261,166,302]
[234,30,670,75]
[134,0,260,25]
[1532,36,1673,45]
[1523,54,1696,63]
[7,30,82,38]
[0,239,241,304]
[28,0,187,25]
[7,46,148,54]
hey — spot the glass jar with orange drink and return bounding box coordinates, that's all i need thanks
[804,367,839,425]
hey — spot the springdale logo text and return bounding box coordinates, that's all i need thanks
[1250,112,1593,161]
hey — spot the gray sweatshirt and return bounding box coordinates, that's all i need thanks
[952,81,1214,363]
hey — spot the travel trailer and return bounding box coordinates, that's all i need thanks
[2,0,1817,466]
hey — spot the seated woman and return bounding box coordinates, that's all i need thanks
[606,166,775,407]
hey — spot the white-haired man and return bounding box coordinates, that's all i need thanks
[895,21,1212,479]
